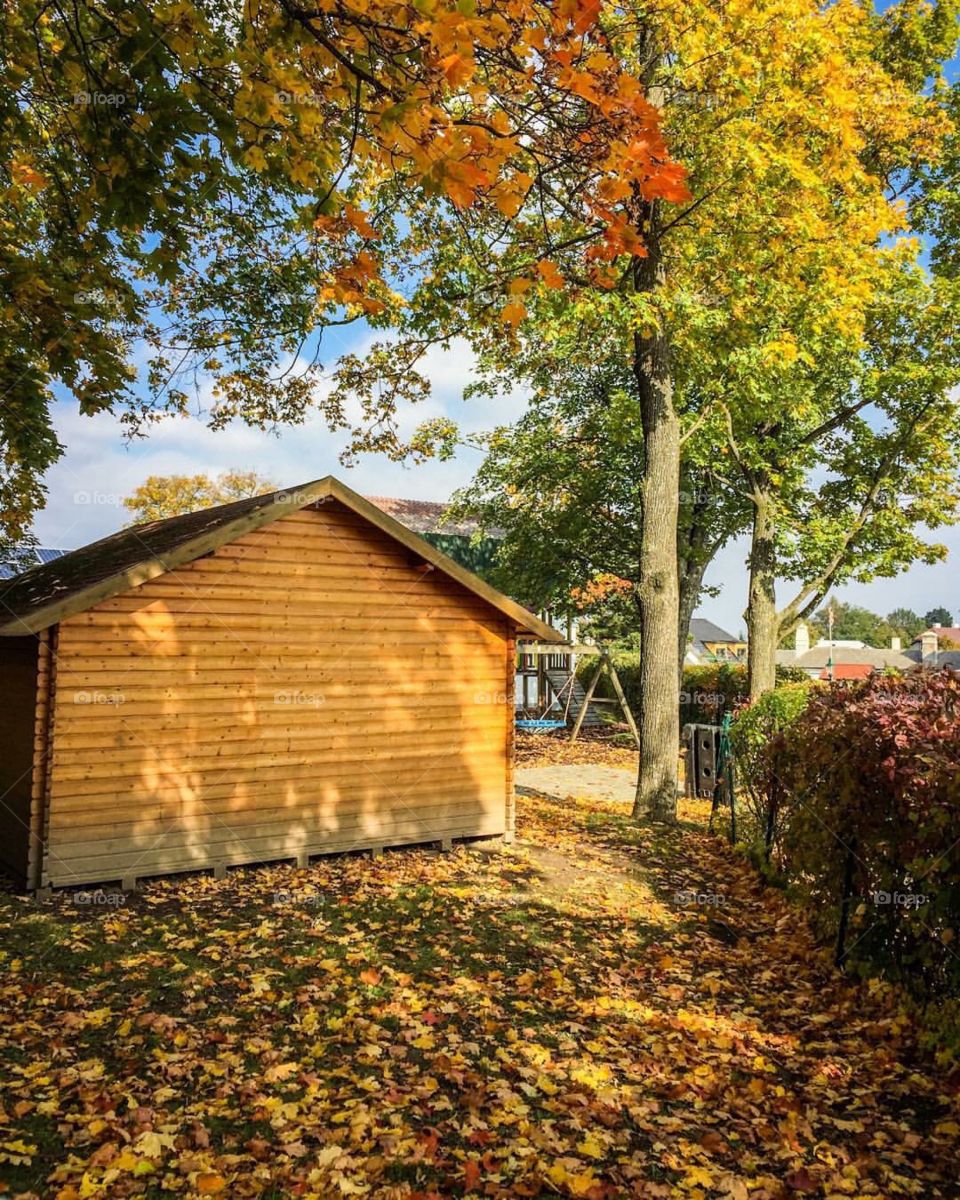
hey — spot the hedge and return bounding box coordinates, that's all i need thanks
[575,652,807,729]
[728,682,815,854]
[733,670,960,1004]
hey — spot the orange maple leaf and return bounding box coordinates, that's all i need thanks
[501,299,526,328]
[537,259,564,288]
[441,53,474,87]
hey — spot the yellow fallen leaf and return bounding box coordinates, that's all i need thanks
[546,1161,598,1196]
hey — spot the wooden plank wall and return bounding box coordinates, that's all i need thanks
[0,635,40,884]
[44,500,512,886]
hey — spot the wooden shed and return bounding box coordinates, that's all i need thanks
[0,477,561,890]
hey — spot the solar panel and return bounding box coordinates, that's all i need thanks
[0,547,70,580]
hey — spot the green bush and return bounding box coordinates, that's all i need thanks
[575,653,802,728]
[575,653,750,725]
[729,682,815,855]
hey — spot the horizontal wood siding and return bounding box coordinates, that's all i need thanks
[45,501,510,885]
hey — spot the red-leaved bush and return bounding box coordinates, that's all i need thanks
[771,670,960,995]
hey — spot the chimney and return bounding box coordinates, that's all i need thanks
[921,631,938,661]
[795,622,810,654]
[890,636,901,652]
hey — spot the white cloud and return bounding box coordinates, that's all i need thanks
[32,339,527,549]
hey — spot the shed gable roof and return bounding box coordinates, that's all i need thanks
[0,477,562,642]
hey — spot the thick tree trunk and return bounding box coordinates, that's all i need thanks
[746,487,779,698]
[632,234,680,823]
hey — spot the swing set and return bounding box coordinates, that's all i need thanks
[515,644,640,747]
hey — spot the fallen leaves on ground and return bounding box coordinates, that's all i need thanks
[515,728,639,769]
[0,789,957,1199]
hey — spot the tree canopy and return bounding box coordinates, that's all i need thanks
[2,0,683,536]
[122,470,278,523]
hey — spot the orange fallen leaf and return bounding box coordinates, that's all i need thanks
[197,1173,227,1194]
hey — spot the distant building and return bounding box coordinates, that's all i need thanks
[777,621,915,678]
[906,626,960,671]
[818,662,874,681]
[685,619,748,665]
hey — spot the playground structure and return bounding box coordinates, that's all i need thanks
[515,643,640,747]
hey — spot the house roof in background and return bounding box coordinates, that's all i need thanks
[792,645,916,670]
[0,478,561,641]
[819,663,874,680]
[365,496,488,538]
[0,547,69,580]
[689,618,743,644]
[912,626,960,644]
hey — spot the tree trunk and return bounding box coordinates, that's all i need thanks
[746,486,779,698]
[632,231,680,823]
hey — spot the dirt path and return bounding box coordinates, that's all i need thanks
[517,764,638,805]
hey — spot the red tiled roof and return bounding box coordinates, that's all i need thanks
[364,496,484,537]
[819,663,874,680]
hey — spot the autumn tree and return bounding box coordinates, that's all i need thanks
[2,0,677,533]
[731,265,960,696]
[123,470,277,523]
[381,0,955,817]
[449,365,748,672]
[807,603,897,649]
[886,608,927,641]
